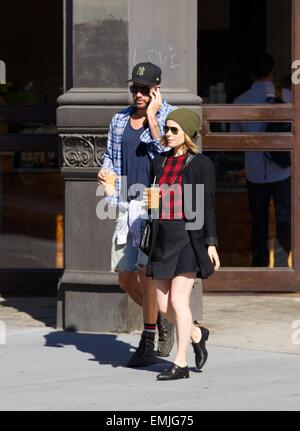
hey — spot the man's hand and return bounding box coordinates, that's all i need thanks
[97,168,107,185]
[207,246,220,271]
[147,87,162,117]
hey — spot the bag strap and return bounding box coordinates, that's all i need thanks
[153,152,196,187]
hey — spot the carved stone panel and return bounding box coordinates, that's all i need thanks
[61,134,107,167]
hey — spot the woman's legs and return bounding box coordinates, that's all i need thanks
[155,279,194,327]
[169,273,196,367]
[155,279,172,316]
[155,274,203,366]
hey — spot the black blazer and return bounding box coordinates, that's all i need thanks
[149,150,218,279]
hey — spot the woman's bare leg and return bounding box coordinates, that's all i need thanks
[155,276,202,360]
[155,279,172,316]
[170,273,196,367]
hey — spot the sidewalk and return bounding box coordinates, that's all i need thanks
[0,294,299,411]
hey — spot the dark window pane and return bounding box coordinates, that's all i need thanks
[204,151,292,268]
[0,151,64,269]
[198,0,292,104]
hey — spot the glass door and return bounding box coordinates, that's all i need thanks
[0,1,64,293]
[198,0,299,291]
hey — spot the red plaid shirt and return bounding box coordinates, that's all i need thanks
[159,154,187,220]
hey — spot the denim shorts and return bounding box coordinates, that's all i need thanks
[111,223,148,273]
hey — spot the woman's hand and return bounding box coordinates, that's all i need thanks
[207,246,220,271]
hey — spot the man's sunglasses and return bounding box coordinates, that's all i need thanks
[129,85,150,96]
[163,126,181,135]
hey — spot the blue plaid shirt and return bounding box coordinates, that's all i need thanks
[101,99,175,206]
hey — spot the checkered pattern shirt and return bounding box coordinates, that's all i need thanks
[101,99,175,207]
[159,154,187,220]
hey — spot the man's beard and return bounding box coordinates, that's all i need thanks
[134,99,148,109]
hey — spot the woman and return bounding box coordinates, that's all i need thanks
[145,108,220,381]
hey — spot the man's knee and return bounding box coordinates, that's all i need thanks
[119,271,142,295]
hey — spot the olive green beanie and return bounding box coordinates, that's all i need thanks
[165,108,201,139]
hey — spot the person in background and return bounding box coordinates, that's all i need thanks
[231,53,291,267]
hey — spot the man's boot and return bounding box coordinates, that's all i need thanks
[127,331,156,368]
[157,313,175,357]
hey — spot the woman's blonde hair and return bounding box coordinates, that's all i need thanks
[161,132,200,154]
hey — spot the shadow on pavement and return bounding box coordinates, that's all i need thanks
[43,331,173,372]
[0,295,56,327]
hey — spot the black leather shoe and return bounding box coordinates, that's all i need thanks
[192,326,209,370]
[157,364,189,381]
[157,314,175,357]
[127,331,156,368]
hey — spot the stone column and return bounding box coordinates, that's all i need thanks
[57,0,203,332]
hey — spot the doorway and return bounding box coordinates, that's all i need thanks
[0,1,64,293]
[197,0,299,291]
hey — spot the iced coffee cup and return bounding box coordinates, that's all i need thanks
[105,171,117,196]
[146,186,160,209]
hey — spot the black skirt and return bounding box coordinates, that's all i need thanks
[147,220,199,279]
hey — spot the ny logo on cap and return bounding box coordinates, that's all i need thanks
[137,66,145,76]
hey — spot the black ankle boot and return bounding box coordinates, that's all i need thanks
[157,314,175,357]
[157,364,189,381]
[127,331,156,368]
[192,326,209,370]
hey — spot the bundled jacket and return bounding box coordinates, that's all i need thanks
[149,150,218,279]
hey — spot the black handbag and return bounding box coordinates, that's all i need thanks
[139,219,153,255]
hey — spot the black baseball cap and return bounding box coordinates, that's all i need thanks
[127,62,161,86]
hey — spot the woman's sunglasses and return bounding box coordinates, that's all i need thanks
[163,126,181,135]
[129,85,150,96]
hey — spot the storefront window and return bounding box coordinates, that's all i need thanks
[0,151,64,269]
[198,0,292,104]
[208,121,293,133]
[205,151,292,268]
[0,1,64,272]
[0,1,63,106]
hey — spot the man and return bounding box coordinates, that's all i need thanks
[231,53,291,267]
[98,62,175,367]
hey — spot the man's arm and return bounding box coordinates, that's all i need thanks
[97,118,115,184]
[147,87,163,140]
[143,92,176,156]
[101,119,115,171]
